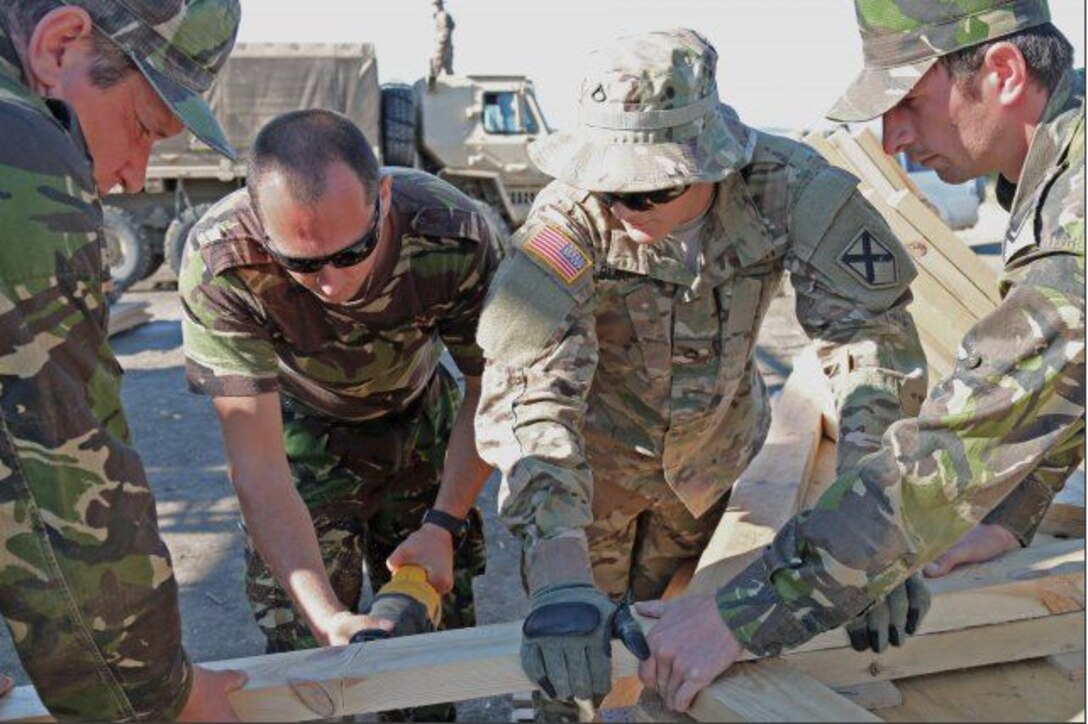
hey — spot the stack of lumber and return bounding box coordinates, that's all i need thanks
[802,128,1002,380]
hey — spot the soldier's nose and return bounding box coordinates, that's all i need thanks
[881,109,914,156]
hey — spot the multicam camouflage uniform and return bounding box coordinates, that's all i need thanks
[717,0,1086,657]
[0,1,238,719]
[475,29,928,605]
[180,170,495,659]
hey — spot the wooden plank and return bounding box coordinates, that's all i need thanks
[829,128,900,200]
[834,681,904,711]
[852,128,926,199]
[890,191,1001,306]
[784,611,1083,688]
[881,658,1086,722]
[3,542,1079,722]
[634,662,878,723]
[687,660,878,722]
[1046,651,1086,682]
[107,300,152,337]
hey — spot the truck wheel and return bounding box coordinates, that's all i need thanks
[381,83,419,168]
[164,203,212,279]
[102,205,152,299]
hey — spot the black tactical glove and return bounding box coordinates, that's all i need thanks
[521,584,648,701]
[846,573,931,653]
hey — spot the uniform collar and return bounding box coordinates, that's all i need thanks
[996,67,1085,215]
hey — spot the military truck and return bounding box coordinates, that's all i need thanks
[103,42,552,294]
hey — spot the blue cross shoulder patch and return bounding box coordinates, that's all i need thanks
[839,230,898,287]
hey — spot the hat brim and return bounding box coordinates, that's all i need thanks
[528,111,750,193]
[826,57,937,123]
[134,56,236,160]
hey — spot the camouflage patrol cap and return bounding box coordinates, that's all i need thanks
[829,0,1051,122]
[528,28,750,193]
[60,0,241,158]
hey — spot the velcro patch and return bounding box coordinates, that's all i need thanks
[839,230,898,287]
[523,225,590,285]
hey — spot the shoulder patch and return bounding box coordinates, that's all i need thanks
[522,225,590,285]
[839,229,898,287]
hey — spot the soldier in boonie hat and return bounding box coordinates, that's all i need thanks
[59,0,240,157]
[477,27,931,720]
[527,27,750,193]
[828,0,1052,122]
[627,3,1084,715]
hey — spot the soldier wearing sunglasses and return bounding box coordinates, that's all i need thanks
[475,28,932,717]
[179,109,497,719]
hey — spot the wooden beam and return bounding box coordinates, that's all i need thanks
[833,681,904,711]
[2,542,1079,722]
[1046,651,1085,682]
[784,611,1083,688]
[686,660,879,722]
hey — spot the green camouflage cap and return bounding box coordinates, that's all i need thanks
[829,0,1051,122]
[60,0,241,158]
[528,28,751,193]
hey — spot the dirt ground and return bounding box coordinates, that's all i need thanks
[0,203,1007,719]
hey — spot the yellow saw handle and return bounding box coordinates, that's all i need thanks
[376,564,442,626]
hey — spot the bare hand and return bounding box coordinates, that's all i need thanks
[923,524,1019,578]
[387,524,455,594]
[321,610,395,646]
[636,594,743,713]
[0,674,12,699]
[177,666,248,722]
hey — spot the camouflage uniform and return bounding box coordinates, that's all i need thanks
[430,0,455,78]
[180,170,496,658]
[718,0,1086,657]
[476,29,928,605]
[0,1,238,719]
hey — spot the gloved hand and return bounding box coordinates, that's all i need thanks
[846,573,931,653]
[521,584,647,701]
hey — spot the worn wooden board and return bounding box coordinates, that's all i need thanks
[834,681,904,711]
[881,658,1086,722]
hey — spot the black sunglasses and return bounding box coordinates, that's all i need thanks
[595,184,690,212]
[265,197,382,274]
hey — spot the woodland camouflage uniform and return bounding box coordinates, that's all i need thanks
[180,169,496,663]
[718,0,1086,657]
[0,0,239,719]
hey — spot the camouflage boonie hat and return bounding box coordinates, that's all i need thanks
[61,0,241,158]
[528,28,750,193]
[829,0,1051,122]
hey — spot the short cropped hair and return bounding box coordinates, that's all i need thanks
[247,109,381,210]
[3,0,138,89]
[938,22,1073,97]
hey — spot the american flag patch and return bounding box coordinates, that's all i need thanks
[523,226,590,284]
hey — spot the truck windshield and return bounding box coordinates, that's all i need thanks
[483,91,538,135]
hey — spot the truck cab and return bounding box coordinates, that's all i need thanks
[415,75,552,228]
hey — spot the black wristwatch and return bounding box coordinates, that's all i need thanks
[422,508,469,548]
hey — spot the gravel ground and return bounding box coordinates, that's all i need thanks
[0,202,1007,719]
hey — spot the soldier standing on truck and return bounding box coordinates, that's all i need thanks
[475,27,934,719]
[429,0,455,83]
[181,109,497,721]
[0,0,246,719]
[638,1,1084,713]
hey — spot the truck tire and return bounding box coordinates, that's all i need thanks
[164,203,213,279]
[381,83,419,168]
[102,205,152,299]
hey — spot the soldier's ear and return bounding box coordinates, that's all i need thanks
[981,41,1031,108]
[25,6,96,94]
